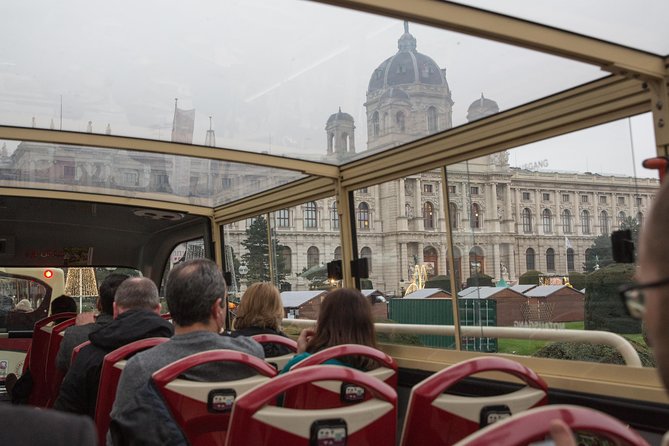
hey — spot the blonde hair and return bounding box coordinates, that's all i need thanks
[233,282,283,331]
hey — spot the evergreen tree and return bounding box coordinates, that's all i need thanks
[240,216,288,288]
[583,217,640,272]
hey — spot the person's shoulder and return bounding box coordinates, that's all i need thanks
[216,333,265,358]
[0,404,96,445]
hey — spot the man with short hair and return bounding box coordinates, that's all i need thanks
[553,178,669,444]
[108,259,264,445]
[54,277,173,417]
[56,274,129,373]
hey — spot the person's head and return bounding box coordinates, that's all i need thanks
[51,295,77,315]
[638,178,669,391]
[98,274,130,315]
[233,282,283,331]
[15,299,33,313]
[165,258,226,329]
[307,288,377,369]
[112,277,161,317]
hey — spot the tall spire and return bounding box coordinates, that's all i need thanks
[105,123,112,135]
[86,121,93,133]
[398,20,416,51]
[205,116,216,147]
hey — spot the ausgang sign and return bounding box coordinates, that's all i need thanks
[520,159,549,170]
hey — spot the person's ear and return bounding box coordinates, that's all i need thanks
[113,301,119,319]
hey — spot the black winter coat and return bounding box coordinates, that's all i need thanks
[53,310,174,417]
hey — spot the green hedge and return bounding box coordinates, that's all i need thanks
[568,272,587,291]
[466,273,494,288]
[519,270,543,285]
[425,275,455,293]
[533,339,654,367]
[584,263,639,333]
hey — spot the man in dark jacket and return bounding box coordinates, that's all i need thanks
[54,277,173,417]
[56,273,129,373]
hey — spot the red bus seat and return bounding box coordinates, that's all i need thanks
[453,404,649,446]
[45,317,77,407]
[27,312,76,407]
[226,365,397,446]
[95,337,169,446]
[400,356,548,446]
[151,349,278,446]
[71,340,91,366]
[284,344,397,409]
[160,313,172,321]
[251,334,297,371]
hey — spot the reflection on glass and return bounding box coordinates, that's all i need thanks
[0,141,304,207]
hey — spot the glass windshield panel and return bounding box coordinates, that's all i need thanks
[451,0,669,55]
[1,1,604,166]
[223,198,341,326]
[0,140,305,207]
[449,112,658,365]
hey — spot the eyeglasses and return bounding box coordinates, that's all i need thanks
[618,277,669,319]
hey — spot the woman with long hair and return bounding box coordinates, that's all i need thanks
[231,282,292,357]
[283,287,377,371]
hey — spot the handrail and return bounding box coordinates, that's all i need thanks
[282,319,642,367]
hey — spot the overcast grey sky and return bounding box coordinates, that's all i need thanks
[0,0,663,178]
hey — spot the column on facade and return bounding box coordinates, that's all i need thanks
[415,178,423,231]
[513,187,520,234]
[534,189,542,235]
[489,183,498,232]
[462,182,469,228]
[593,192,599,235]
[508,244,517,281]
[398,178,407,231]
[398,242,406,283]
[504,183,512,221]
[417,241,425,265]
[491,243,500,281]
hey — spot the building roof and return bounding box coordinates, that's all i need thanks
[467,93,500,122]
[524,285,584,297]
[368,22,448,94]
[326,107,354,125]
[458,286,525,299]
[403,288,449,299]
[361,289,385,297]
[510,284,538,294]
[280,290,327,308]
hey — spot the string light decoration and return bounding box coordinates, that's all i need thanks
[64,267,98,297]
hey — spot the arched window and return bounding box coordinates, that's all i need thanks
[305,201,317,229]
[522,208,532,233]
[340,132,349,152]
[427,106,438,133]
[562,209,572,234]
[334,246,342,261]
[396,111,405,132]
[423,201,435,229]
[470,203,481,229]
[331,201,339,230]
[599,210,609,235]
[567,248,575,271]
[469,246,485,275]
[581,210,590,234]
[449,202,458,229]
[618,211,626,228]
[358,202,370,230]
[423,246,439,275]
[276,208,289,228]
[546,248,555,271]
[383,112,389,133]
[526,248,535,270]
[542,209,552,233]
[360,247,372,273]
[371,112,380,137]
[307,246,319,268]
[637,212,643,227]
[279,246,292,274]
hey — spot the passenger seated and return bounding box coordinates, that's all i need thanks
[230,282,293,358]
[15,299,33,312]
[54,277,174,417]
[282,288,378,372]
[0,402,97,445]
[6,295,78,404]
[108,259,264,445]
[56,274,129,373]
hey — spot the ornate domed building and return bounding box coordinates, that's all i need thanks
[364,21,454,152]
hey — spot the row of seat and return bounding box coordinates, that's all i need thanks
[25,316,649,445]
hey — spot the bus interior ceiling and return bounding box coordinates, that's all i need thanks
[0,196,209,282]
